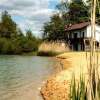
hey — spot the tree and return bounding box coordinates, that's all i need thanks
[26,30,34,39]
[68,0,89,24]
[0,11,17,38]
[21,30,40,52]
[56,1,69,14]
[87,0,100,24]
[0,11,41,54]
[43,14,65,41]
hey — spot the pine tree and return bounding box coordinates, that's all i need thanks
[68,0,89,24]
[0,11,17,38]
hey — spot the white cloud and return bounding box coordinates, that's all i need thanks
[0,0,59,37]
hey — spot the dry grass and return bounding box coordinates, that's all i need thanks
[38,41,70,53]
[56,52,100,81]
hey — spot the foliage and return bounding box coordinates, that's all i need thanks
[43,14,65,41]
[0,11,41,55]
[68,0,89,24]
[0,11,17,38]
[86,0,100,24]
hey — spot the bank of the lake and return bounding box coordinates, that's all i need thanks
[41,52,100,100]
[40,53,71,100]
[0,55,59,100]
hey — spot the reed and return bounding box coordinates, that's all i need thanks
[70,73,86,100]
[70,70,100,100]
[38,41,70,56]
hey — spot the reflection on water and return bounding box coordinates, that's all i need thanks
[0,56,57,100]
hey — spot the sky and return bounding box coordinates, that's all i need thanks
[0,0,60,37]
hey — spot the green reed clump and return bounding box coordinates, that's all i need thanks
[70,74,87,100]
[70,68,100,100]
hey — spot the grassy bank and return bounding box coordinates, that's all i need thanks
[41,52,100,100]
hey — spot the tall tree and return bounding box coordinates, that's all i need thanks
[87,0,100,24]
[43,14,65,41]
[56,0,89,24]
[68,0,89,24]
[0,11,17,38]
[26,30,36,40]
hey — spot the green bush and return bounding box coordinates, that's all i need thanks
[0,37,40,55]
[0,38,16,54]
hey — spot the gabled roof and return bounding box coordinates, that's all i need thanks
[65,22,90,31]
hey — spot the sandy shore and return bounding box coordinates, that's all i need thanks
[40,52,100,100]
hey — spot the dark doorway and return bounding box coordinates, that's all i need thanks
[74,33,77,38]
[73,41,78,51]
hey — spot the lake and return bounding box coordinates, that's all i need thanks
[0,55,58,100]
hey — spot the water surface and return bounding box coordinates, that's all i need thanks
[0,55,57,100]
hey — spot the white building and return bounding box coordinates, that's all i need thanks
[65,22,100,51]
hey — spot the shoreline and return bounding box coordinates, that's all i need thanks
[40,53,72,100]
[40,52,99,100]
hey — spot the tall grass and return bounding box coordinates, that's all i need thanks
[70,74,87,100]
[38,41,70,56]
[70,68,100,100]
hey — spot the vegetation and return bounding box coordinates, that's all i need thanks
[43,14,65,41]
[87,0,100,24]
[37,51,58,57]
[37,41,69,56]
[70,70,100,100]
[0,11,41,55]
[70,74,87,100]
[43,0,100,41]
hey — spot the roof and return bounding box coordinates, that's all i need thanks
[65,22,90,31]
